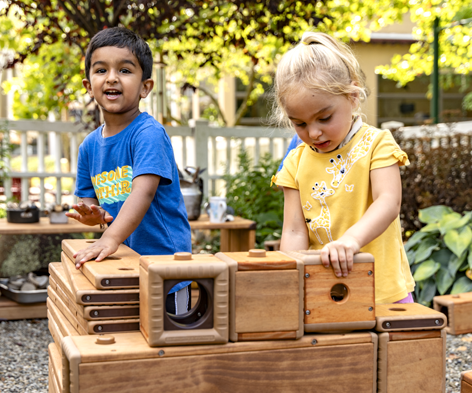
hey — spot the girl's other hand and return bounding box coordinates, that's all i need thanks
[320,235,360,277]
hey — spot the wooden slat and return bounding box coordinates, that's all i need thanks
[237,331,297,341]
[388,330,442,341]
[0,296,46,320]
[0,218,104,235]
[223,251,296,271]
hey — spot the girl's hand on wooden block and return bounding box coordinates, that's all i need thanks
[320,235,360,277]
[66,203,114,226]
[73,237,119,269]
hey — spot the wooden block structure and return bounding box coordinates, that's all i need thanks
[461,370,472,393]
[433,292,472,335]
[56,330,378,393]
[140,252,229,346]
[0,296,47,321]
[375,302,447,393]
[215,249,304,342]
[283,250,375,332]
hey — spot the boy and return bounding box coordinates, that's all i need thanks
[66,27,191,313]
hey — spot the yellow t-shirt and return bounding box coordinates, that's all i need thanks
[274,123,415,304]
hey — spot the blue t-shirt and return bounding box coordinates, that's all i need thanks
[75,112,191,293]
[278,135,302,172]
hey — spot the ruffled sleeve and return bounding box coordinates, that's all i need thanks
[370,130,410,170]
[392,149,410,166]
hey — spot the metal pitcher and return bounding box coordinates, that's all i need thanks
[179,166,204,221]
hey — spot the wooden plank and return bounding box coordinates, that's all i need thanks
[234,270,299,333]
[388,330,442,341]
[47,290,88,335]
[376,303,446,317]
[47,298,81,337]
[0,296,46,320]
[223,251,297,271]
[48,359,58,393]
[237,331,297,341]
[0,218,104,235]
[62,240,140,289]
[76,343,375,393]
[462,380,472,393]
[189,214,256,230]
[463,370,472,385]
[48,343,63,391]
[48,311,63,357]
[220,228,256,252]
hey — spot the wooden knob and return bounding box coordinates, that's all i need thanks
[174,252,193,260]
[96,335,115,345]
[248,249,266,258]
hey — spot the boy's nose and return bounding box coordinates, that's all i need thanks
[106,70,118,84]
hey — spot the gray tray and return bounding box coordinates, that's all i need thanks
[0,283,48,304]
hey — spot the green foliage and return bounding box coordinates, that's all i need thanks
[0,121,14,179]
[223,150,283,248]
[405,205,472,306]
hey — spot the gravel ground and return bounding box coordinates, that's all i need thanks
[0,318,471,392]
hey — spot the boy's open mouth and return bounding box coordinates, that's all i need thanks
[104,90,122,99]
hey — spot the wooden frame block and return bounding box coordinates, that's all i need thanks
[50,262,139,321]
[284,251,375,332]
[433,292,472,335]
[62,239,140,289]
[216,250,304,342]
[61,253,139,305]
[47,300,81,338]
[49,343,63,393]
[461,371,472,393]
[60,331,378,393]
[0,296,46,320]
[375,303,447,332]
[377,330,446,393]
[140,253,228,346]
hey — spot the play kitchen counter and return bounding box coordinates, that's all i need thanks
[0,214,256,252]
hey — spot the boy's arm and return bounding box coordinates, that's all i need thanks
[320,163,402,277]
[66,198,114,226]
[280,187,309,251]
[73,174,160,268]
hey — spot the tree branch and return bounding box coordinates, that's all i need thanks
[197,85,227,126]
[234,60,257,126]
[57,0,97,37]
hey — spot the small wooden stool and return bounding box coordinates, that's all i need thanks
[433,292,472,334]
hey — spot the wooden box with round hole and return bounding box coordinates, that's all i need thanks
[375,303,446,332]
[62,239,140,289]
[433,292,472,335]
[140,252,229,346]
[215,249,304,342]
[284,250,376,332]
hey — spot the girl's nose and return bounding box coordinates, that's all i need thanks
[308,125,322,140]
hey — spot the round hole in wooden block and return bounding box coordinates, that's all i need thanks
[388,307,407,312]
[118,267,134,271]
[86,240,96,243]
[248,249,266,258]
[174,252,192,260]
[330,283,349,303]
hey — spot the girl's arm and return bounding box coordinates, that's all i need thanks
[321,163,402,277]
[280,187,309,251]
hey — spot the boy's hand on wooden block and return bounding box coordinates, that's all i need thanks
[320,235,360,277]
[66,203,114,227]
[73,237,119,269]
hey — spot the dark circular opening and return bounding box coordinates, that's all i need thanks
[165,281,208,327]
[330,283,349,302]
[388,307,407,312]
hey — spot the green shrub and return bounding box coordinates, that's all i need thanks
[223,150,283,248]
[405,205,472,306]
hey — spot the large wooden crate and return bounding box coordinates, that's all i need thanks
[433,292,472,335]
[59,331,378,393]
[461,370,472,393]
[377,330,446,393]
[140,252,228,346]
[62,239,140,289]
[216,249,304,342]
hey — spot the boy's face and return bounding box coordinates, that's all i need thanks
[83,46,153,117]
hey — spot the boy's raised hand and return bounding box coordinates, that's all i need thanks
[320,234,360,278]
[73,237,119,269]
[66,202,114,226]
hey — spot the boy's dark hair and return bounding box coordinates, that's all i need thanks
[85,27,153,81]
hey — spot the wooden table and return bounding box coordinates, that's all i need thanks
[0,215,256,252]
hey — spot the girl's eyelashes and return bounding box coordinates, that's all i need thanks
[319,115,332,122]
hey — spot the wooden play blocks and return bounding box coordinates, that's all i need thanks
[140,252,229,346]
[433,292,472,335]
[59,330,378,393]
[284,250,375,332]
[461,370,472,393]
[375,303,447,332]
[0,296,46,321]
[215,249,304,342]
[62,239,140,289]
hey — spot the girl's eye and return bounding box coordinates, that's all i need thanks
[320,115,332,122]
[294,122,305,127]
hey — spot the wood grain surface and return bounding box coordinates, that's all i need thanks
[48,343,63,391]
[0,217,104,235]
[221,251,297,271]
[47,297,81,337]
[0,296,46,320]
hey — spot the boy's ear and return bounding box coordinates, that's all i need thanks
[82,79,93,98]
[140,78,154,99]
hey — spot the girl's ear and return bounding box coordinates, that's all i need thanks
[140,79,154,98]
[82,79,93,98]
[349,82,360,111]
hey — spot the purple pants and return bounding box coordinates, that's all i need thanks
[394,292,414,304]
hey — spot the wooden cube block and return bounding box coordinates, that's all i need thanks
[60,331,378,393]
[433,292,472,335]
[375,303,447,332]
[216,249,304,342]
[62,239,140,289]
[0,296,46,321]
[284,250,375,332]
[140,252,228,346]
[377,330,446,393]
[461,370,472,393]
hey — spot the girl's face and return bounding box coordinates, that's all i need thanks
[284,87,357,153]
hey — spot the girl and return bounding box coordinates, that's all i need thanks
[271,32,415,304]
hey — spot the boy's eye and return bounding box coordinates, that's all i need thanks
[96,69,106,74]
[121,68,131,73]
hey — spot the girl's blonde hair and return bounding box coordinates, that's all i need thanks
[271,32,368,129]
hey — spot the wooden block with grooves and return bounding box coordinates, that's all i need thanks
[60,331,378,393]
[284,251,375,332]
[62,239,140,289]
[377,329,446,393]
[61,252,139,305]
[140,252,229,346]
[461,371,472,393]
[433,292,472,335]
[375,303,447,332]
[216,249,304,342]
[48,343,63,393]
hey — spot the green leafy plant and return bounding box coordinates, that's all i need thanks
[405,205,472,306]
[223,150,283,248]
